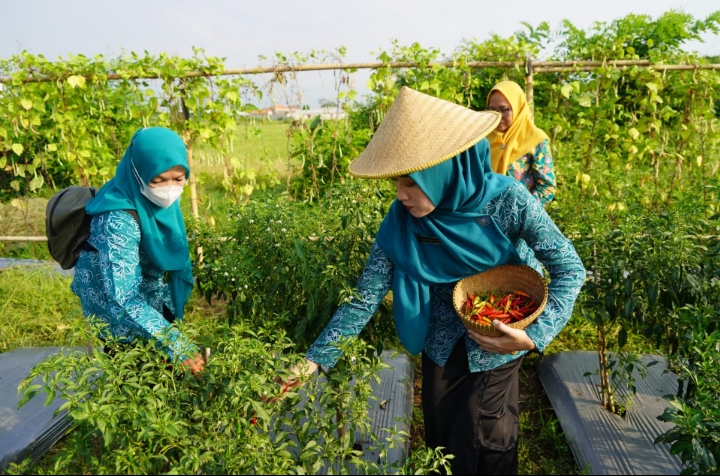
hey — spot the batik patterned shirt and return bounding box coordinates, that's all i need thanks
[70,211,196,361]
[507,139,556,206]
[306,181,586,373]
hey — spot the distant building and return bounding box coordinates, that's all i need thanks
[247,104,346,121]
[288,107,347,121]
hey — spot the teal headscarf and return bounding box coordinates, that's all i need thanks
[376,139,522,355]
[85,127,194,320]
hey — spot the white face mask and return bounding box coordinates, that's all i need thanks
[142,184,185,208]
[132,162,185,208]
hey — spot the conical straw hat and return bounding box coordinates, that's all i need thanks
[349,86,501,178]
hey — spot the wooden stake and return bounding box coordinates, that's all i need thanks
[186,138,199,219]
[0,236,47,241]
[179,93,199,220]
[524,57,534,120]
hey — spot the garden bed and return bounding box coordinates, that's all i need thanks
[538,351,682,475]
[0,347,75,473]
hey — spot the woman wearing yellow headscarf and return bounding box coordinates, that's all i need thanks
[486,80,556,205]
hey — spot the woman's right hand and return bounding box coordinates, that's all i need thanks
[273,359,318,398]
[182,354,205,376]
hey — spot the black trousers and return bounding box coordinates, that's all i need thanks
[422,339,523,475]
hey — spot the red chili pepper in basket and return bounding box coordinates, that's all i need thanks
[463,291,537,323]
[509,310,524,320]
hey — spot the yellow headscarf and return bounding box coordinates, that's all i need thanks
[486,81,549,174]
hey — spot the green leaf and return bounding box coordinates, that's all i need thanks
[17,385,42,408]
[250,400,270,422]
[29,174,44,192]
[561,84,572,99]
[11,143,24,156]
[647,285,658,306]
[618,328,628,348]
[47,144,57,152]
[67,75,86,89]
[628,128,640,140]
[646,82,658,94]
[293,239,306,260]
[578,96,592,108]
[20,99,33,110]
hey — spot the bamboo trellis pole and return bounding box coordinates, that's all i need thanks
[1,60,719,84]
[0,236,47,241]
[534,64,720,73]
[525,58,534,117]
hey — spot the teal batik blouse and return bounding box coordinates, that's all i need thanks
[306,181,586,373]
[71,211,196,361]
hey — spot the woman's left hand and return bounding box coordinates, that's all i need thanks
[468,320,536,355]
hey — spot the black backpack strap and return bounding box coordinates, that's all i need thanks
[81,193,97,252]
[81,241,97,252]
[124,209,140,226]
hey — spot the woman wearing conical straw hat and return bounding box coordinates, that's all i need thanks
[282,87,585,474]
[487,80,557,206]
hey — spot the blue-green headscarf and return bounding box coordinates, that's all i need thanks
[85,127,194,320]
[376,139,522,354]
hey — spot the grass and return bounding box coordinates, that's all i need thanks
[0,198,53,260]
[0,266,227,355]
[195,120,290,176]
[0,267,82,352]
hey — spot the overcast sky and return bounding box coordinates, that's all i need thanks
[2,0,718,107]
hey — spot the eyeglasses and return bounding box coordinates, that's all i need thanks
[486,107,512,117]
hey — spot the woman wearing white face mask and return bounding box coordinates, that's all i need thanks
[71,127,204,375]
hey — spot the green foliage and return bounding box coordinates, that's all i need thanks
[276,46,372,199]
[12,319,452,475]
[194,180,397,352]
[655,330,720,475]
[0,49,259,201]
[288,119,372,200]
[554,11,720,60]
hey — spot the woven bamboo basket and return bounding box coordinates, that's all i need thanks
[452,264,549,336]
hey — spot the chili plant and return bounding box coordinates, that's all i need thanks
[14,319,452,475]
[655,327,720,475]
[194,179,398,354]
